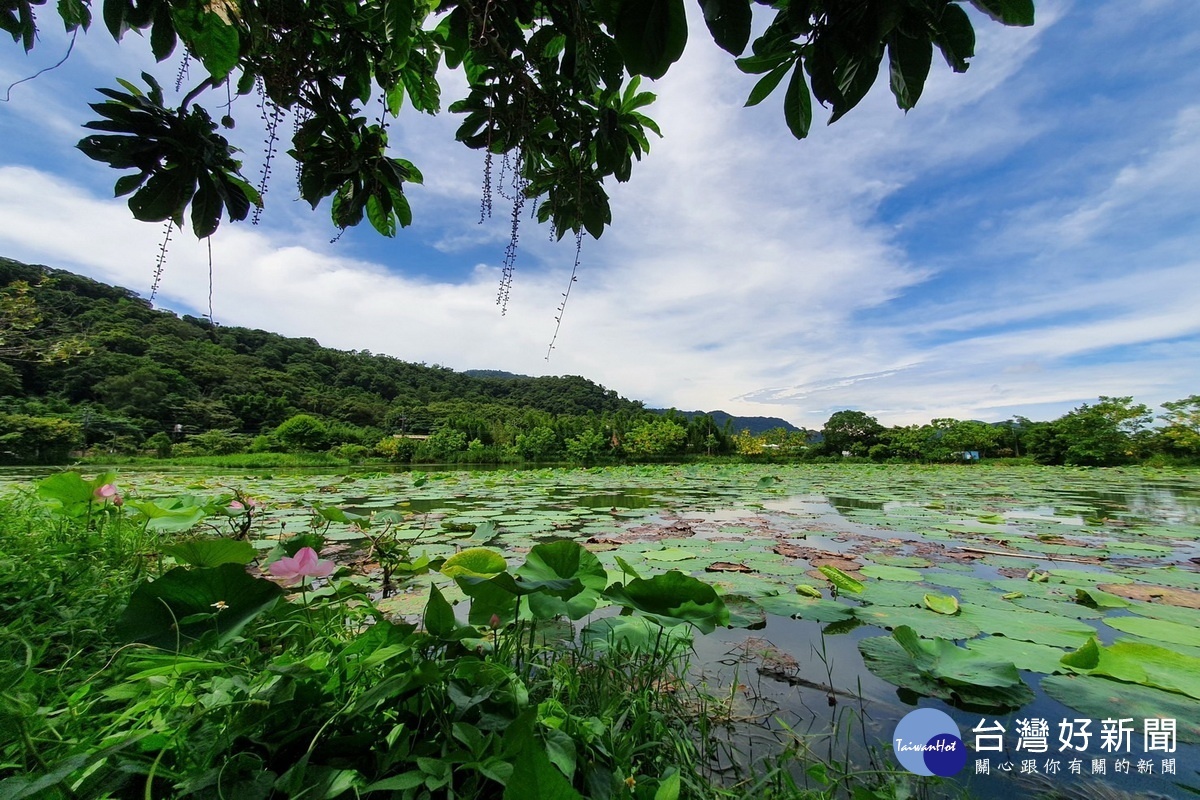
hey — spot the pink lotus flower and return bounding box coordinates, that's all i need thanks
[95,483,121,504]
[269,547,335,585]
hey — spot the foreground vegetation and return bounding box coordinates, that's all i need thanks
[3,462,1198,798]
[0,468,935,800]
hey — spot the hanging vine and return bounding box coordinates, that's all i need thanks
[149,220,174,301]
[545,229,583,360]
[252,79,283,225]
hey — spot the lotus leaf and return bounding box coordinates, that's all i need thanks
[643,548,701,563]
[963,635,1071,675]
[127,499,209,533]
[859,626,1032,711]
[853,605,980,639]
[755,594,853,623]
[116,564,283,649]
[604,571,730,633]
[164,538,257,567]
[1046,568,1131,586]
[1120,567,1200,590]
[869,554,932,568]
[860,564,924,582]
[1061,637,1200,700]
[958,605,1095,648]
[38,470,115,508]
[516,541,607,620]
[1041,675,1200,744]
[1124,599,1200,625]
[1073,587,1130,609]
[441,548,507,579]
[1102,615,1200,647]
[723,595,767,629]
[923,593,959,615]
[580,616,692,655]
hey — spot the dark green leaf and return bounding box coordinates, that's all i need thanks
[699,0,751,56]
[423,582,457,638]
[128,169,195,225]
[502,712,582,800]
[736,52,789,75]
[163,538,257,568]
[968,0,1034,26]
[366,192,396,237]
[217,172,259,221]
[150,0,175,61]
[517,540,607,620]
[783,61,812,139]
[744,61,790,108]
[828,47,883,123]
[113,172,148,197]
[116,564,283,649]
[887,31,932,111]
[171,7,239,79]
[102,0,129,40]
[190,172,223,238]
[57,0,92,32]
[614,0,688,80]
[604,570,729,633]
[932,4,975,73]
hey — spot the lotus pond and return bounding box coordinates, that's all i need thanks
[4,463,1200,798]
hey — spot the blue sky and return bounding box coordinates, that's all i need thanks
[1,0,1198,429]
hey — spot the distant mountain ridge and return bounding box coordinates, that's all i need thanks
[650,409,802,435]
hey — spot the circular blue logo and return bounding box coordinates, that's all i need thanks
[892,709,967,777]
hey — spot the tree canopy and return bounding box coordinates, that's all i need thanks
[4,0,1034,242]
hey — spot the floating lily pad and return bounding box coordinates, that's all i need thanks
[755,594,853,623]
[859,626,1033,711]
[859,581,926,608]
[1041,675,1200,744]
[1114,567,1199,590]
[853,605,980,639]
[860,564,924,582]
[723,595,767,629]
[1123,599,1200,625]
[923,593,959,615]
[869,554,932,568]
[1062,637,1200,700]
[958,605,1095,648]
[1046,568,1131,586]
[1102,615,1200,647]
[1009,596,1103,619]
[643,547,700,563]
[963,636,1071,675]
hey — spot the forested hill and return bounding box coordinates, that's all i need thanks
[649,409,801,436]
[0,258,642,441]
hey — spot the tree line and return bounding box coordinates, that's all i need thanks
[3,259,1194,467]
[736,401,1200,467]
